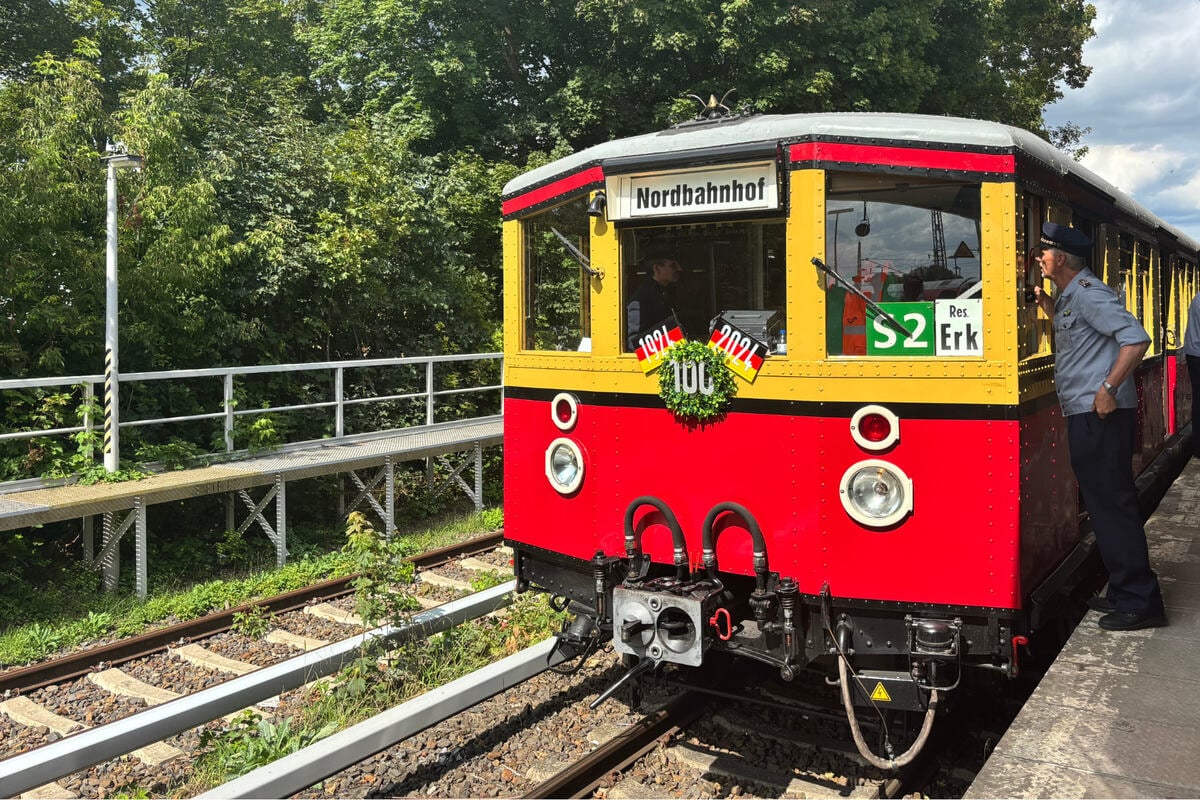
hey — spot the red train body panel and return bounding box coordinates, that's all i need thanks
[506,394,1068,609]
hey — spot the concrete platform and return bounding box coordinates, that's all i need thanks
[966,457,1200,799]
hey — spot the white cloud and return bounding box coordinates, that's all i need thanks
[1044,0,1200,240]
[1155,170,1200,208]
[1078,144,1184,196]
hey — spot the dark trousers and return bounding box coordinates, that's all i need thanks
[1189,355,1200,456]
[1067,409,1164,616]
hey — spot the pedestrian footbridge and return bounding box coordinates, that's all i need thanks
[1,355,503,597]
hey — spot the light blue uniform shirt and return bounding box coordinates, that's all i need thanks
[1053,268,1149,416]
[1183,292,1200,358]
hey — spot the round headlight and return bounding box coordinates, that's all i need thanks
[545,437,585,494]
[839,459,913,527]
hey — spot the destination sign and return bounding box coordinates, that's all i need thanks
[606,161,779,220]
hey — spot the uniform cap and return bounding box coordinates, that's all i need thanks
[1040,222,1091,259]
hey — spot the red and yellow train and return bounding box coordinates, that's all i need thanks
[499,112,1197,765]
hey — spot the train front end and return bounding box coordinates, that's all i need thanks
[500,114,1075,766]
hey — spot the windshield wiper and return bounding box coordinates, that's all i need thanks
[550,227,602,278]
[810,257,915,341]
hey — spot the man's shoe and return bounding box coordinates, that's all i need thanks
[1098,611,1167,631]
[1087,595,1116,613]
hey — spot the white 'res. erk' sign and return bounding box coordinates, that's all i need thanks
[935,299,984,356]
[606,162,779,220]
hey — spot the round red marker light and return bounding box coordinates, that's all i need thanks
[550,392,579,431]
[859,413,891,442]
[849,405,900,451]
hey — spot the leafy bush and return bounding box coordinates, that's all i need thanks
[135,439,210,470]
[231,604,272,638]
[480,506,503,530]
[216,529,252,568]
[469,569,507,592]
[341,512,419,627]
[197,712,338,781]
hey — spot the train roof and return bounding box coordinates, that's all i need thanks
[504,112,1198,252]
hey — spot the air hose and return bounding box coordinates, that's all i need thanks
[836,655,940,770]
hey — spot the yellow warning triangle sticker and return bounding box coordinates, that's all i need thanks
[870,682,892,702]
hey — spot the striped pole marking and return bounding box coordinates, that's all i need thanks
[103,348,115,457]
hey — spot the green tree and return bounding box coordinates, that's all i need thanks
[1,0,1099,479]
[304,0,1096,161]
[0,46,108,377]
[0,0,81,79]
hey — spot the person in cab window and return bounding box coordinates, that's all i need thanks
[627,250,683,348]
[1183,290,1200,456]
[1034,222,1166,631]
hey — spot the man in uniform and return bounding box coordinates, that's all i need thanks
[1033,222,1167,631]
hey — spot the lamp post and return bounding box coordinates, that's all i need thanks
[101,143,143,473]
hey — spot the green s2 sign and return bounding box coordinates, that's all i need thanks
[867,302,935,356]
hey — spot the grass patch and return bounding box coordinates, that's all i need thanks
[0,507,504,667]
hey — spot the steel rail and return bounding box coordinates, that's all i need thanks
[524,692,707,799]
[199,634,568,799]
[0,531,504,695]
[0,575,352,695]
[0,581,516,799]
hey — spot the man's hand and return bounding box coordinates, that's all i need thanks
[1094,386,1117,418]
[1033,285,1054,316]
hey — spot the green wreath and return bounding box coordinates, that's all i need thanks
[657,340,737,422]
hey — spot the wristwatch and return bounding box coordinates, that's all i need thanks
[1102,380,1118,396]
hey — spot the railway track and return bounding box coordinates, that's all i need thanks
[0,531,505,696]
[0,532,510,798]
[1,529,993,799]
[517,677,958,800]
[279,652,977,799]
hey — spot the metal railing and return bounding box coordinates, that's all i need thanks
[0,353,503,485]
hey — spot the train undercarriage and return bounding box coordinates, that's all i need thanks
[509,499,1032,770]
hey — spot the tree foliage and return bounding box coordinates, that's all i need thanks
[2,0,1096,470]
[304,0,1096,159]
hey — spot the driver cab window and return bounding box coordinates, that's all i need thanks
[522,197,591,351]
[621,221,786,353]
[825,174,981,356]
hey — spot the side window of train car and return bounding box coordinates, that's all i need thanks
[824,174,982,357]
[1137,240,1157,354]
[522,197,591,352]
[1117,232,1134,303]
[620,222,786,353]
[1018,193,1051,360]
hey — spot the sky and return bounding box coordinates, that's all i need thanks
[1042,0,1200,242]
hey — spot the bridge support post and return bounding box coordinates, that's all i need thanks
[235,475,287,568]
[384,456,395,538]
[82,516,94,565]
[275,474,286,567]
[97,500,146,595]
[473,442,483,512]
[100,512,118,590]
[432,444,486,511]
[134,496,147,599]
[345,461,396,537]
